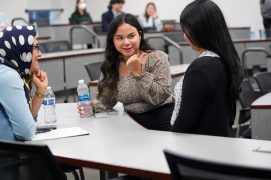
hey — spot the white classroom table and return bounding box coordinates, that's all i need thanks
[31,103,271,180]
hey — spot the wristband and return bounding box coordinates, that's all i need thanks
[35,91,45,98]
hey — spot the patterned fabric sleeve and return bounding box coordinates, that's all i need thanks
[93,96,117,113]
[92,73,118,113]
[134,51,172,105]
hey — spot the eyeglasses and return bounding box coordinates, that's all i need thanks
[33,44,40,51]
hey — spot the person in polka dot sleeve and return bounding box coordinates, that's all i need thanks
[0,25,48,141]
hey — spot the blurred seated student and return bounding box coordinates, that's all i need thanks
[70,0,93,24]
[171,0,243,137]
[101,0,125,32]
[138,2,163,32]
[78,14,174,131]
[0,26,48,141]
[260,0,271,37]
[0,12,8,30]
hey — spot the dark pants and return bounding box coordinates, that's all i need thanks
[263,18,271,38]
[128,103,174,131]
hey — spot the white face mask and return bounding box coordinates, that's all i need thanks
[79,3,87,10]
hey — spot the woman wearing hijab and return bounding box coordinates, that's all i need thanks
[0,25,48,141]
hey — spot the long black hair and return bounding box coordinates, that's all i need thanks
[98,13,152,99]
[180,0,243,102]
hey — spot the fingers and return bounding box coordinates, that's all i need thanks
[77,103,84,116]
[127,53,146,65]
[77,102,93,117]
[35,69,41,77]
[139,52,147,60]
[32,70,48,94]
[37,70,47,82]
[42,71,48,84]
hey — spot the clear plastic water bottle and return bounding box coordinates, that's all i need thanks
[77,79,93,118]
[43,86,57,124]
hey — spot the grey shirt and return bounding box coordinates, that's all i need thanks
[261,0,271,18]
[96,50,173,114]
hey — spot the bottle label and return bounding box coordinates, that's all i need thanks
[78,94,90,102]
[43,98,56,105]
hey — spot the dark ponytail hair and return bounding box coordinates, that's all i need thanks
[98,13,152,99]
[180,0,243,102]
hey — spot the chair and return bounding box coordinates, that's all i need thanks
[93,24,103,34]
[61,165,85,180]
[254,72,271,95]
[164,149,271,180]
[163,31,185,43]
[236,79,261,137]
[0,140,67,180]
[84,61,102,81]
[40,41,72,53]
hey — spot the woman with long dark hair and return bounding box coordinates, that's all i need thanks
[69,0,93,24]
[171,0,243,137]
[80,13,174,131]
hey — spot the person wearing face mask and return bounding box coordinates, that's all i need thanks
[70,0,93,24]
[101,0,125,32]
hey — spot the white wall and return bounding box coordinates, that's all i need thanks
[1,0,263,33]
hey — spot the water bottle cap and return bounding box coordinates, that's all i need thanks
[47,86,51,90]
[78,79,85,84]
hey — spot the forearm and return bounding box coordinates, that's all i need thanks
[94,95,117,112]
[136,56,172,105]
[31,94,44,117]
[136,71,172,105]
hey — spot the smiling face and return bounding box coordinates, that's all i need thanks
[113,23,141,60]
[30,37,42,73]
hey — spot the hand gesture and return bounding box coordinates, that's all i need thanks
[126,52,147,75]
[32,69,48,94]
[151,12,158,18]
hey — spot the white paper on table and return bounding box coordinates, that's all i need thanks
[32,127,89,141]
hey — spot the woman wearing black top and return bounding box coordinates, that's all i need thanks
[171,0,243,137]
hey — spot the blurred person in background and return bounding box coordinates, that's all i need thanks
[70,0,93,24]
[0,12,8,30]
[138,2,163,31]
[101,0,125,32]
[260,0,271,37]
